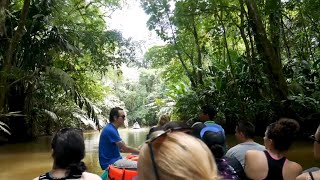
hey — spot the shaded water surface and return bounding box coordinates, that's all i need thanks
[0,128,318,179]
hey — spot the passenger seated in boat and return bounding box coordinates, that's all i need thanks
[138,129,220,180]
[146,114,170,139]
[197,123,245,179]
[245,118,302,180]
[33,128,101,180]
[296,124,320,180]
[226,121,265,168]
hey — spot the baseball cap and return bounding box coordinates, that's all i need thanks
[200,124,226,147]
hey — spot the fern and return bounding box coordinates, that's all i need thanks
[45,67,101,129]
[0,121,11,135]
[0,111,24,135]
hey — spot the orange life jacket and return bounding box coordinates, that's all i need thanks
[108,165,138,180]
[126,154,139,161]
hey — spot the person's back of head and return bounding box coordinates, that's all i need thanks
[138,132,220,180]
[266,118,300,152]
[191,122,206,139]
[236,121,255,141]
[51,128,86,176]
[200,125,226,159]
[201,105,217,120]
[202,131,226,159]
[158,114,170,126]
[162,121,190,131]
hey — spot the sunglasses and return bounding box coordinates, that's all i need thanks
[59,127,83,135]
[310,135,320,143]
[145,127,192,180]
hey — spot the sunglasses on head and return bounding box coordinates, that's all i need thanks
[145,127,192,180]
[310,135,320,143]
[59,127,83,135]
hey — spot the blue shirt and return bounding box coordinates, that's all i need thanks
[99,123,122,170]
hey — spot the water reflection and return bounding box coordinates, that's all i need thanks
[0,127,317,180]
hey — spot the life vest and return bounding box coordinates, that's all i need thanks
[126,154,139,161]
[108,165,138,180]
[107,154,139,180]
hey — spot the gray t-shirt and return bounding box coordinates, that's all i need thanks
[225,142,265,167]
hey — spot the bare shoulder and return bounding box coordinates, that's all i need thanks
[245,150,268,180]
[296,172,309,180]
[295,171,320,180]
[245,150,266,166]
[287,160,302,172]
[82,172,102,180]
[246,149,264,158]
[283,160,302,180]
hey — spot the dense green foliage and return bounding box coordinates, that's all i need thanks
[0,0,136,141]
[141,0,320,133]
[1,0,320,142]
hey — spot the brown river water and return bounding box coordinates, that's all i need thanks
[0,128,318,180]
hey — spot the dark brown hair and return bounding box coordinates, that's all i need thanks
[237,121,255,139]
[52,128,86,175]
[266,118,300,151]
[109,107,123,123]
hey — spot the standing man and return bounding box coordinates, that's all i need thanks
[198,105,224,129]
[199,105,217,124]
[225,121,265,167]
[99,107,140,170]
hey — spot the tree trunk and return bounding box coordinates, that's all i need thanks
[267,0,281,60]
[238,0,251,62]
[0,0,9,113]
[245,0,288,100]
[0,0,31,113]
[191,17,203,86]
[0,0,8,37]
[7,82,31,142]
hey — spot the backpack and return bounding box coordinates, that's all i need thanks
[216,158,240,180]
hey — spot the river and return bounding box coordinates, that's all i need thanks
[0,128,318,179]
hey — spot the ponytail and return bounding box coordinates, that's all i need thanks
[210,144,224,159]
[67,161,87,176]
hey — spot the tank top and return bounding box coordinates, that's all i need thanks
[264,150,286,180]
[38,172,82,180]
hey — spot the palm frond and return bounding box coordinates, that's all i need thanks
[0,111,25,117]
[43,109,59,121]
[0,121,11,135]
[45,67,100,129]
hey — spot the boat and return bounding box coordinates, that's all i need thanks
[132,122,141,129]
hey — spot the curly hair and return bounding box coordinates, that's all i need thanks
[266,118,300,151]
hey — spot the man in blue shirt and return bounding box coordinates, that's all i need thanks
[99,107,140,170]
[199,105,218,124]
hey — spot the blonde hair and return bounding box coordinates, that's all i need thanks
[138,132,220,180]
[158,114,170,126]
